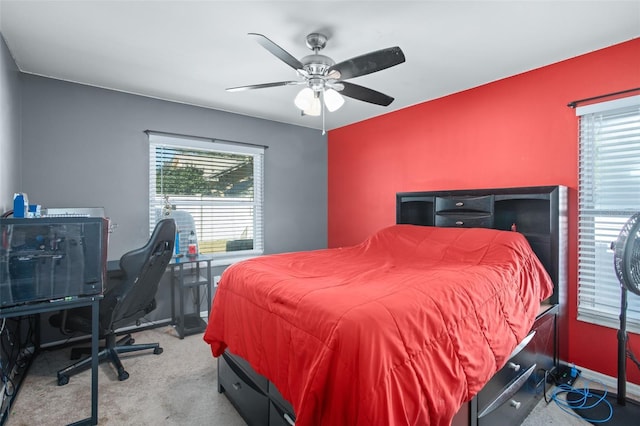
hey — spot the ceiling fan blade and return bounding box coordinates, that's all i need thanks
[338,82,395,106]
[328,46,405,80]
[248,33,304,71]
[226,81,303,92]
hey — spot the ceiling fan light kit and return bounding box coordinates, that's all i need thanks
[294,87,344,117]
[294,87,321,116]
[227,32,405,131]
[323,88,345,112]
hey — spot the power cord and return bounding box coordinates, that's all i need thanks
[0,321,18,399]
[1,319,20,400]
[543,369,553,404]
[552,381,613,423]
[542,369,613,424]
[0,357,16,399]
[628,340,640,372]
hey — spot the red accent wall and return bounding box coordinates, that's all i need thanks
[328,38,640,383]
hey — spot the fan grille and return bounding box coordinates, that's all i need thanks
[614,213,640,296]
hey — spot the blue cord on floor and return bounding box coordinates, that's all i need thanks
[550,379,613,423]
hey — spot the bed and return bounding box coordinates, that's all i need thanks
[204,185,567,426]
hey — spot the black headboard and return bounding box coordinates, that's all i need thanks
[396,186,567,305]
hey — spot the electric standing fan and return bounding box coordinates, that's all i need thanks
[569,212,640,424]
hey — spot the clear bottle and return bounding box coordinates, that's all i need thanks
[187,230,197,258]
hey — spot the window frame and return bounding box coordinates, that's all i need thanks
[577,95,640,332]
[147,131,265,266]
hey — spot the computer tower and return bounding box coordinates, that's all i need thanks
[0,217,108,308]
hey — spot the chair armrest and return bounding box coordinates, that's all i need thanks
[107,269,125,281]
[107,260,125,280]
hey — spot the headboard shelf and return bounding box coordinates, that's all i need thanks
[396,185,567,305]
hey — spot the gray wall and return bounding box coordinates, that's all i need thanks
[20,74,328,261]
[13,74,327,337]
[0,33,21,214]
[0,31,23,393]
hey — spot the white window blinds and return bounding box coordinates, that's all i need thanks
[148,132,264,263]
[577,95,640,331]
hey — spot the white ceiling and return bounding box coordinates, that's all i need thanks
[1,1,639,132]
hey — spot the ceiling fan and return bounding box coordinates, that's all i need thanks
[227,32,405,131]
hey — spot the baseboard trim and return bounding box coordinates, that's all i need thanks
[40,318,172,349]
[41,311,209,350]
[577,365,640,401]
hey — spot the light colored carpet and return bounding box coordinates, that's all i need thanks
[6,326,245,426]
[521,390,590,426]
[5,325,593,425]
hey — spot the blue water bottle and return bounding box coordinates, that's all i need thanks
[174,229,181,257]
[13,193,28,218]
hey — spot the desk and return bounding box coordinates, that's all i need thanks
[0,296,102,426]
[168,255,213,339]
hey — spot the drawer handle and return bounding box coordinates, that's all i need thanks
[284,413,296,425]
[510,399,522,410]
[507,362,521,372]
[232,382,241,391]
[455,202,464,207]
[508,330,536,359]
[477,363,536,418]
[455,220,464,226]
[270,390,297,425]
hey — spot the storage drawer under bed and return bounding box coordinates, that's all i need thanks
[218,351,269,426]
[476,310,556,425]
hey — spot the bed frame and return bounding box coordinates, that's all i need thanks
[217,185,567,426]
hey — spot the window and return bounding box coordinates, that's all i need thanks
[148,131,264,263]
[577,95,640,332]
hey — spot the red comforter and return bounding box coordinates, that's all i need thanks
[204,225,554,425]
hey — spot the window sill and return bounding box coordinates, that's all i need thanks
[578,311,640,335]
[210,252,262,268]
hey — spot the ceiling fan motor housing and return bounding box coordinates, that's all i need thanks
[302,33,336,91]
[300,51,335,92]
[301,54,334,76]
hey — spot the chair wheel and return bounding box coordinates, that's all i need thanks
[154,347,163,355]
[57,374,69,386]
[118,370,129,381]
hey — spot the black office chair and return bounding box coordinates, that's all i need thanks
[50,218,176,385]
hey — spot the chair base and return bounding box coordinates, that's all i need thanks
[57,333,163,386]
